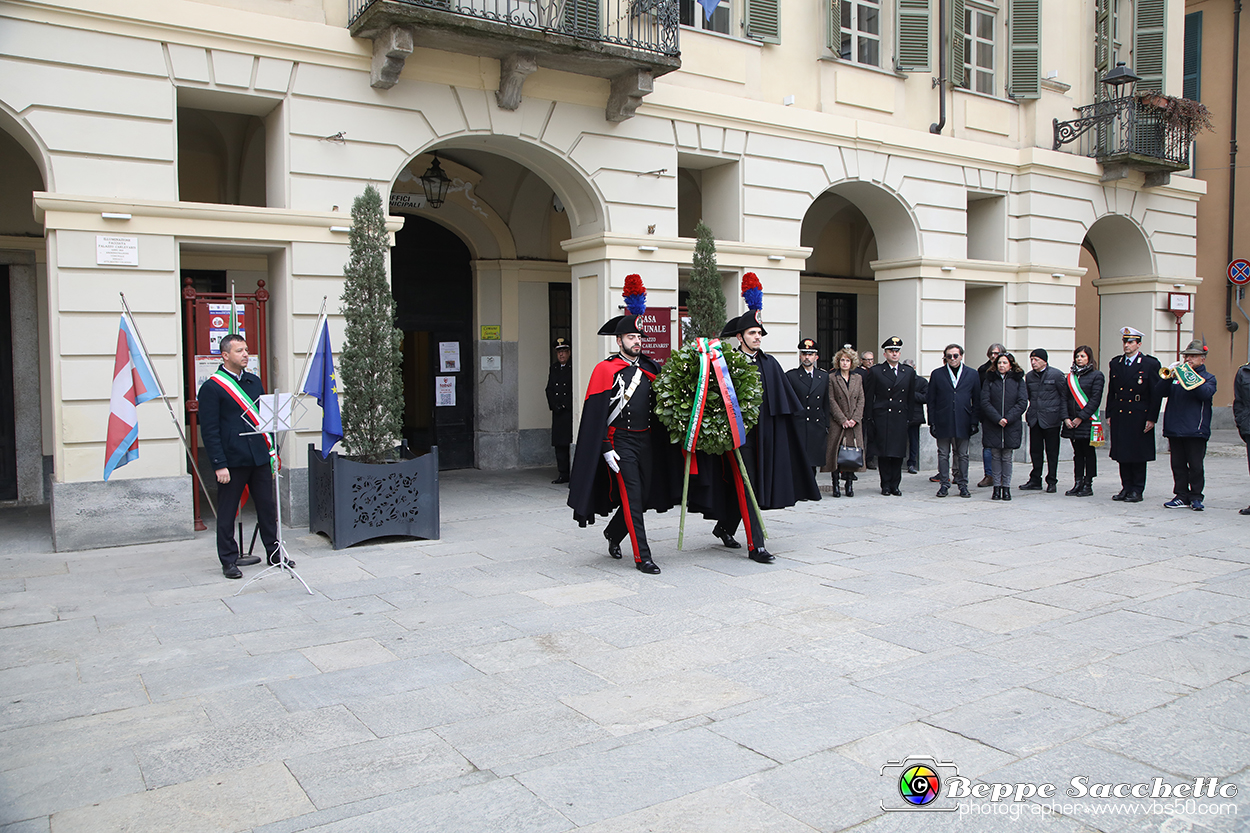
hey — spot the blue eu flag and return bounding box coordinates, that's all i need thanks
[302,319,343,458]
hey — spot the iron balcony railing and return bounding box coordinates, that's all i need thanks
[348,0,680,57]
[1053,95,1192,170]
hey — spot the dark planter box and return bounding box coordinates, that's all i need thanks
[308,444,440,549]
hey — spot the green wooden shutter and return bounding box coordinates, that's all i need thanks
[1135,0,1166,94]
[948,0,965,88]
[896,0,931,71]
[827,0,841,52]
[564,0,601,38]
[1183,11,1202,101]
[745,0,780,44]
[1008,0,1040,99]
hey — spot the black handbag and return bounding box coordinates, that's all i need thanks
[836,441,865,471]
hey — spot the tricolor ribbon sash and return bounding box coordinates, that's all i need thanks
[209,370,278,473]
[1066,371,1105,447]
[682,338,748,454]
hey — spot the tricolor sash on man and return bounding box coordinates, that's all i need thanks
[208,370,278,474]
[103,315,162,480]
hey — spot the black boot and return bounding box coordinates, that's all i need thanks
[1076,478,1093,497]
[831,478,841,497]
[844,477,854,497]
[1065,480,1083,496]
[992,486,1002,501]
[1002,487,1012,501]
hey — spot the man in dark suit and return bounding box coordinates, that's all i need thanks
[864,336,917,496]
[197,334,283,579]
[927,343,980,498]
[855,350,876,469]
[1107,326,1163,503]
[785,338,829,476]
[546,337,573,484]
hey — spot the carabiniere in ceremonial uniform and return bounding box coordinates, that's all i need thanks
[1106,325,1163,503]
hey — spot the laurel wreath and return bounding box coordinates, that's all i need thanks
[654,341,763,456]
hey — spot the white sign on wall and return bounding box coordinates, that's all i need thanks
[96,235,139,266]
[439,341,461,372]
[435,375,456,406]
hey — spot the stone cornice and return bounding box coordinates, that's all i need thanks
[561,233,811,268]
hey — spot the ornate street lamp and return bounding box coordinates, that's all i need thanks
[1100,62,1140,97]
[420,153,451,208]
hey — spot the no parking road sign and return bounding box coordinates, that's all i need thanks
[1229,259,1250,285]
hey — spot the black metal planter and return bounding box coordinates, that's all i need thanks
[308,444,440,549]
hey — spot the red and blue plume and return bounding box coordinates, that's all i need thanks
[623,274,647,315]
[741,272,763,311]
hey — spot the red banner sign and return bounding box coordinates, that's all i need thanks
[638,307,673,365]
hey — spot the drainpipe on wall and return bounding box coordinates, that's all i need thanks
[930,0,947,134]
[1228,0,1242,336]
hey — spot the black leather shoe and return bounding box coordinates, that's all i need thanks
[268,554,295,567]
[1076,480,1093,497]
[1240,506,1250,515]
[637,559,661,574]
[1002,488,1012,501]
[890,489,902,496]
[881,488,890,496]
[605,530,622,559]
[1112,489,1128,501]
[991,487,1002,501]
[748,548,775,563]
[223,565,243,579]
[1065,481,1083,496]
[929,474,941,482]
[1044,483,1057,493]
[1124,492,1143,503]
[552,475,569,484]
[936,485,949,498]
[959,486,971,498]
[712,524,741,549]
[1018,480,1043,491]
[236,555,261,567]
[907,465,919,474]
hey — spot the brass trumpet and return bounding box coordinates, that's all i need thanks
[1159,361,1182,380]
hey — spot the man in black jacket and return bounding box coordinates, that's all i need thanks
[1020,348,1067,492]
[197,334,281,579]
[928,344,980,498]
[864,337,916,496]
[546,337,573,484]
[785,338,830,477]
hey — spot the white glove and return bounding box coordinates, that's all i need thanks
[603,450,621,473]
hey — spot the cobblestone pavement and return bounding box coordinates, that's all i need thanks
[2,442,1249,833]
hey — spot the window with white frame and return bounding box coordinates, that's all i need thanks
[680,0,731,34]
[962,3,996,95]
[840,0,882,67]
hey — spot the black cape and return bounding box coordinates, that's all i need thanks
[567,355,677,526]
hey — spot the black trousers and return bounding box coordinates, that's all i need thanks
[604,429,652,563]
[216,465,279,568]
[1070,437,1098,481]
[906,424,920,469]
[719,443,765,551]
[1028,425,1062,484]
[1169,437,1207,502]
[878,456,904,492]
[1118,461,1148,494]
[554,445,570,478]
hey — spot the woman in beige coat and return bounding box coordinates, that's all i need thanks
[822,347,866,496]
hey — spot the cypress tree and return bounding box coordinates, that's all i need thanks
[686,220,726,341]
[339,184,404,464]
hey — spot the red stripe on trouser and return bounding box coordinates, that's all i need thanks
[612,468,643,563]
[729,459,756,551]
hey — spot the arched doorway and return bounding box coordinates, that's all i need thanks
[392,216,475,470]
[1084,214,1157,368]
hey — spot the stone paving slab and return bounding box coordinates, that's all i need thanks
[1,455,1248,831]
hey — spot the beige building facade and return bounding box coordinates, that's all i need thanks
[0,0,1205,548]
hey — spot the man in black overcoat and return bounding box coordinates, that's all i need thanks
[784,338,829,475]
[864,336,917,496]
[927,343,980,498]
[1107,326,1163,503]
[546,337,573,484]
[197,334,279,579]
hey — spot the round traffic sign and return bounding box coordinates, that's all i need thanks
[1229,259,1250,285]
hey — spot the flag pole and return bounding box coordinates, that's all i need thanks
[118,293,217,516]
[293,296,329,395]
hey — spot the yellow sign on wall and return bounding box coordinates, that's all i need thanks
[480,325,501,340]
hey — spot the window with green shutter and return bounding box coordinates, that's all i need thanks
[828,0,841,51]
[1184,11,1202,101]
[1134,0,1165,94]
[745,0,780,43]
[1008,0,1040,99]
[896,0,931,71]
[948,0,965,89]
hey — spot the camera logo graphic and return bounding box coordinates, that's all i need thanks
[881,756,959,812]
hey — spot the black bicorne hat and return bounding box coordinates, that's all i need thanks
[597,315,642,337]
[720,309,768,339]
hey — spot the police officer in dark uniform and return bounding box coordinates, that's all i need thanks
[864,336,917,496]
[546,337,573,484]
[785,338,830,476]
[1107,326,1163,503]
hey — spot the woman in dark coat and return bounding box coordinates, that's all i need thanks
[822,347,865,497]
[980,353,1029,501]
[1061,345,1105,498]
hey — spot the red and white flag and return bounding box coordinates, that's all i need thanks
[103,315,161,480]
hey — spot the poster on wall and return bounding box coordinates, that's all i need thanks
[439,341,461,372]
[205,303,246,355]
[638,307,673,365]
[435,375,456,406]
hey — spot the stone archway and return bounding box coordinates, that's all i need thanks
[1084,213,1168,369]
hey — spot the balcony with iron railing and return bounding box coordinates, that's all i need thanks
[348,0,681,121]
